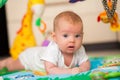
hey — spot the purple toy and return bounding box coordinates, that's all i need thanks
[41,40,50,47]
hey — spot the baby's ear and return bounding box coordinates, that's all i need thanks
[51,32,56,41]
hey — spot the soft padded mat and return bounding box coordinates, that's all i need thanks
[0,55,120,80]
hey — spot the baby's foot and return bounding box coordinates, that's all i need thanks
[0,60,6,70]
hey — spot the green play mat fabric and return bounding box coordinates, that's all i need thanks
[0,55,120,80]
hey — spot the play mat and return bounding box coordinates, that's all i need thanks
[0,55,120,80]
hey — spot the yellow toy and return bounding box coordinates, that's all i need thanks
[10,0,45,59]
[97,0,120,32]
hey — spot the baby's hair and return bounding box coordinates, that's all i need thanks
[53,11,83,32]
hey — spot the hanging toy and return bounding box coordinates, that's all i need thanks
[69,0,85,3]
[10,0,45,59]
[97,0,120,32]
[41,31,51,47]
[35,17,46,35]
[0,0,7,8]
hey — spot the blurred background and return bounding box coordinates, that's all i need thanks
[0,0,120,57]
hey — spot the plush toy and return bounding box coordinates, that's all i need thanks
[0,0,7,8]
[10,0,45,59]
[97,0,120,32]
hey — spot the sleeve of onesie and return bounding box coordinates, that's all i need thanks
[77,46,89,65]
[40,42,59,66]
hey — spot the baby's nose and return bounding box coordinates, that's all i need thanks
[69,36,75,42]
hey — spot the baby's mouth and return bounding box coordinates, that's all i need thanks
[68,46,74,49]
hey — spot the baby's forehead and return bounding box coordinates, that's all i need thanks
[57,18,82,26]
[57,22,83,32]
[58,17,82,25]
[54,13,83,32]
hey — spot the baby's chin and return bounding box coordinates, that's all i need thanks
[65,50,76,55]
[60,47,77,54]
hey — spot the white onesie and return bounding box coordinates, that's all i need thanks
[19,41,88,72]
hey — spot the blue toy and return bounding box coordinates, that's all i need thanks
[69,0,85,3]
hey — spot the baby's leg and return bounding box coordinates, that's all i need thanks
[0,57,8,69]
[0,57,25,71]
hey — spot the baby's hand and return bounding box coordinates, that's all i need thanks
[71,67,81,74]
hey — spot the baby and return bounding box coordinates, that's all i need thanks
[0,11,90,75]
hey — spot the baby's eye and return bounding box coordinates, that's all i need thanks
[75,34,80,38]
[63,34,68,38]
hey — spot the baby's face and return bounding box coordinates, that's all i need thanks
[53,19,83,55]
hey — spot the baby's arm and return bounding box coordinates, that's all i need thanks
[44,61,81,75]
[78,60,90,72]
